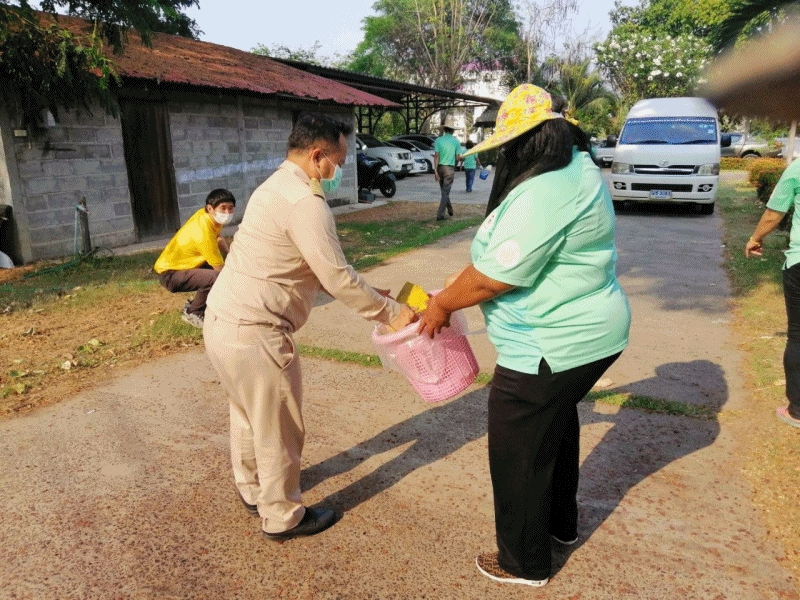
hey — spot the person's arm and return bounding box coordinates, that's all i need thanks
[217,235,231,257]
[745,208,786,257]
[433,151,440,181]
[747,167,798,257]
[418,266,513,338]
[286,197,406,324]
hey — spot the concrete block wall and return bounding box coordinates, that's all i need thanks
[169,95,357,221]
[9,108,134,260]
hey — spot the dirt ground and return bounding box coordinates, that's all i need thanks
[0,202,484,418]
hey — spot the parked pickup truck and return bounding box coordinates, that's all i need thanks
[721,132,779,159]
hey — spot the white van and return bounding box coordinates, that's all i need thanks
[609,97,727,215]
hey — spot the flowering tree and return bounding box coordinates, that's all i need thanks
[594,27,711,107]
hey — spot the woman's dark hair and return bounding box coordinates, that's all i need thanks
[485,119,594,216]
[288,112,354,152]
[206,188,236,207]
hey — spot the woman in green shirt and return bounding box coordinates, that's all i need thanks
[418,84,631,587]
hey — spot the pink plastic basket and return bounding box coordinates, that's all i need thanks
[372,309,479,403]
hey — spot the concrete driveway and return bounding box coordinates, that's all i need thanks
[1,172,798,599]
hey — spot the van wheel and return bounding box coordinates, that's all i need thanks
[742,152,760,160]
[699,202,714,215]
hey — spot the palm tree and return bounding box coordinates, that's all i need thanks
[712,0,800,51]
[554,59,617,120]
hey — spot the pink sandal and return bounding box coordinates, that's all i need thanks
[776,406,800,429]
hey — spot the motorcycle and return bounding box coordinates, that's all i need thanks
[357,153,396,198]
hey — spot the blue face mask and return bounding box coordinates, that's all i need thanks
[319,155,343,194]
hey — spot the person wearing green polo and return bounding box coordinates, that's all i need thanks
[745,156,800,428]
[418,84,630,588]
[433,125,463,220]
[460,140,482,192]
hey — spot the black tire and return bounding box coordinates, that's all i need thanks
[425,160,433,173]
[742,152,760,160]
[380,180,396,198]
[699,202,714,215]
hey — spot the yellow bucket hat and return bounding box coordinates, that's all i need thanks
[463,84,563,157]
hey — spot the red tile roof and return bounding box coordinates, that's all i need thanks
[46,14,399,108]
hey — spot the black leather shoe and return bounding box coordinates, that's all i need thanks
[239,492,259,517]
[262,507,337,541]
[447,203,454,216]
[436,216,448,221]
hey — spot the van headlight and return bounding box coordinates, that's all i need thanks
[697,163,720,176]
[611,162,633,174]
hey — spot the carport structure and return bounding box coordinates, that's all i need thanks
[274,59,498,134]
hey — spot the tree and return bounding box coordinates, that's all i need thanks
[503,0,580,88]
[252,41,328,66]
[594,0,726,107]
[345,0,519,90]
[0,0,199,126]
[555,59,617,120]
[711,0,800,51]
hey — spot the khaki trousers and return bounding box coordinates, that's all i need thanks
[203,312,306,534]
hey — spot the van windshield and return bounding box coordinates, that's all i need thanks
[619,117,717,145]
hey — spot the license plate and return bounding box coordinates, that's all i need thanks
[650,189,672,200]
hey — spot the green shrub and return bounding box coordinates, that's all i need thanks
[720,157,748,170]
[748,159,786,204]
[747,158,785,186]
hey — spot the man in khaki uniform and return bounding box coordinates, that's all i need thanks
[204,112,415,541]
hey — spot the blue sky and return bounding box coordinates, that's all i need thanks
[185,0,635,59]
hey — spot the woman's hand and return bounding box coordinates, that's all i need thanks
[373,287,394,299]
[417,295,451,339]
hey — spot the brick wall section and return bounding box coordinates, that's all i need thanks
[10,108,134,260]
[169,96,357,219]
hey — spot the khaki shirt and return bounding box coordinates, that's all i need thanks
[207,160,400,331]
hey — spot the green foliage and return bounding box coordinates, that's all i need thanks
[252,40,327,66]
[372,111,408,140]
[746,158,785,203]
[711,0,800,51]
[344,0,519,90]
[555,59,617,121]
[0,0,199,126]
[721,157,750,170]
[594,26,710,106]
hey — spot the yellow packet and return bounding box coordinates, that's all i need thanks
[396,282,430,312]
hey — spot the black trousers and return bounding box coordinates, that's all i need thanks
[488,352,622,580]
[783,263,800,419]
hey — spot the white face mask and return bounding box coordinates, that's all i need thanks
[213,211,234,226]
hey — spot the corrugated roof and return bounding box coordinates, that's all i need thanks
[45,14,399,108]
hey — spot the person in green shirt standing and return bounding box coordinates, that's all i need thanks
[461,140,483,192]
[418,84,631,588]
[433,124,463,220]
[745,157,800,428]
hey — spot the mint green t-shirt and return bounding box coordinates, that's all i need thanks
[461,146,478,170]
[434,133,462,167]
[766,157,800,269]
[471,148,631,375]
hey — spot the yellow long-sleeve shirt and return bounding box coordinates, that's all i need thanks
[154,208,224,274]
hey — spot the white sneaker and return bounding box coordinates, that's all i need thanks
[475,553,548,587]
[181,312,204,329]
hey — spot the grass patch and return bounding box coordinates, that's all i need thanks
[583,391,716,419]
[717,182,787,295]
[340,218,482,271]
[717,175,800,580]
[298,344,383,368]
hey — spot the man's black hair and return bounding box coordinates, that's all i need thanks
[465,140,475,149]
[288,112,354,152]
[206,188,236,207]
